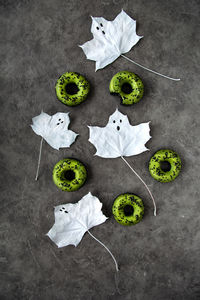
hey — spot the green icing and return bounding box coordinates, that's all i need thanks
[112,193,144,226]
[52,158,87,191]
[149,149,181,183]
[55,72,90,106]
[109,71,144,105]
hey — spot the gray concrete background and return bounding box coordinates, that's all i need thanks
[1,0,200,299]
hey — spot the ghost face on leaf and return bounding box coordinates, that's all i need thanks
[88,109,151,158]
[88,109,157,216]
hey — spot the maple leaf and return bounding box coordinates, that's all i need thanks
[80,10,142,71]
[47,192,107,248]
[31,111,78,150]
[88,109,151,158]
[47,193,119,271]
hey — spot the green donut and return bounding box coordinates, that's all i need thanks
[112,193,144,226]
[55,72,90,106]
[149,149,181,183]
[52,158,87,191]
[109,71,144,105]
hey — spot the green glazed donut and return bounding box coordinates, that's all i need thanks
[53,158,87,191]
[112,193,144,226]
[149,149,181,183]
[55,72,90,106]
[109,71,144,105]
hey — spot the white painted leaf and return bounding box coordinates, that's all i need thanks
[47,192,108,248]
[88,109,151,158]
[31,112,78,150]
[80,10,142,71]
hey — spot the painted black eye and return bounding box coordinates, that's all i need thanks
[57,123,59,125]
[59,119,61,121]
[120,120,122,123]
[102,31,105,34]
[96,27,99,30]
[100,23,103,27]
[113,120,116,123]
[61,121,63,123]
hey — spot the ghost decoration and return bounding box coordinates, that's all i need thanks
[80,9,142,71]
[88,109,157,216]
[31,111,78,180]
[31,111,78,150]
[47,192,119,271]
[89,109,150,158]
[80,10,180,81]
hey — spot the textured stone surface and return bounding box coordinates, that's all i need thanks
[0,0,200,299]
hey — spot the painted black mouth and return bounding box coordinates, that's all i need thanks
[117,126,120,131]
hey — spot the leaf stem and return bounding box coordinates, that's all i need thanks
[35,137,43,181]
[87,230,119,272]
[121,156,157,216]
[121,54,180,81]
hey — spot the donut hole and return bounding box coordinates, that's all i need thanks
[124,205,134,216]
[160,161,171,172]
[121,83,132,94]
[63,170,75,181]
[65,83,79,95]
